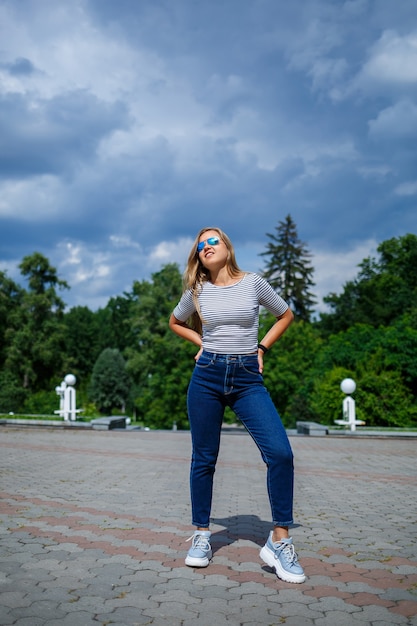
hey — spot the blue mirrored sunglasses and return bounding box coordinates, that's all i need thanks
[197,236,220,253]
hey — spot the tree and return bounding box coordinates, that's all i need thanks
[260,214,316,321]
[318,233,417,334]
[62,294,137,406]
[0,271,23,368]
[5,253,69,391]
[98,294,136,353]
[63,306,104,382]
[309,365,417,428]
[126,263,194,429]
[89,348,132,413]
[0,370,27,413]
[380,312,417,397]
[305,320,417,427]
[19,252,68,296]
[259,314,322,426]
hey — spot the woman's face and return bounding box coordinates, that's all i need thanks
[197,230,228,269]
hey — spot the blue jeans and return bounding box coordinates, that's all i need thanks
[187,351,294,528]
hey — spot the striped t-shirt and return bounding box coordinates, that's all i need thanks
[172,272,288,354]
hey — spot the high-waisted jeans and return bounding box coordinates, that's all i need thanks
[187,351,294,528]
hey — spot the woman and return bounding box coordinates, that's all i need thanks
[169,227,305,584]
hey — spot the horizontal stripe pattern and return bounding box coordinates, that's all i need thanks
[173,273,288,354]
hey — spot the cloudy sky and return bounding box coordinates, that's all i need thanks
[1,0,416,313]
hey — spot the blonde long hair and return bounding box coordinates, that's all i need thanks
[183,227,243,334]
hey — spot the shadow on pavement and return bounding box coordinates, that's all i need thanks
[210,514,302,551]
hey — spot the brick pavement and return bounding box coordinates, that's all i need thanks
[0,426,416,626]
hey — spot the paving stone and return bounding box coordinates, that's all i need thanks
[313,596,363,613]
[152,578,203,594]
[150,588,201,607]
[197,574,240,588]
[143,600,200,619]
[190,585,236,601]
[0,610,16,626]
[229,580,275,596]
[370,622,409,626]
[44,610,99,625]
[182,615,236,626]
[280,618,317,626]
[267,588,316,604]
[350,605,410,624]
[10,618,46,626]
[230,606,273,623]
[1,427,416,625]
[381,588,417,603]
[0,591,33,609]
[8,600,67,622]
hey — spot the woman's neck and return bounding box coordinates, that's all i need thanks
[209,267,243,286]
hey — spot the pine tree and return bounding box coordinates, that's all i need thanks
[260,214,316,321]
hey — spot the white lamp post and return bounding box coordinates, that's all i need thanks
[335,378,365,431]
[55,374,80,421]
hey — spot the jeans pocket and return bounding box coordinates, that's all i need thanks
[195,354,213,369]
[241,357,261,377]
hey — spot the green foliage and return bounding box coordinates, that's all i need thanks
[62,295,136,403]
[315,323,376,373]
[376,314,417,396]
[19,252,69,295]
[0,371,28,413]
[0,271,23,368]
[260,214,316,321]
[132,354,193,430]
[355,369,417,428]
[4,253,68,391]
[310,365,417,428]
[125,264,192,429]
[62,306,103,381]
[260,314,322,427]
[98,294,136,353]
[89,348,132,414]
[307,319,417,428]
[80,402,101,418]
[1,231,417,430]
[309,367,354,424]
[319,233,417,334]
[22,390,59,415]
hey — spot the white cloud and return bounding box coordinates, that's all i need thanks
[311,239,378,312]
[357,164,392,180]
[109,235,142,250]
[58,241,111,286]
[148,237,193,268]
[394,180,417,196]
[0,2,157,103]
[0,175,63,220]
[309,57,349,93]
[360,29,417,86]
[53,235,192,310]
[0,0,415,315]
[368,99,417,138]
[330,28,417,101]
[231,237,379,315]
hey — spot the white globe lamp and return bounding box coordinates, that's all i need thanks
[341,378,356,395]
[64,374,76,386]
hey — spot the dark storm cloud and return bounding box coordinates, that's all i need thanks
[1,56,36,76]
[0,0,416,311]
[0,90,130,178]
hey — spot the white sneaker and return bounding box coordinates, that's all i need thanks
[185,531,212,567]
[260,533,306,583]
